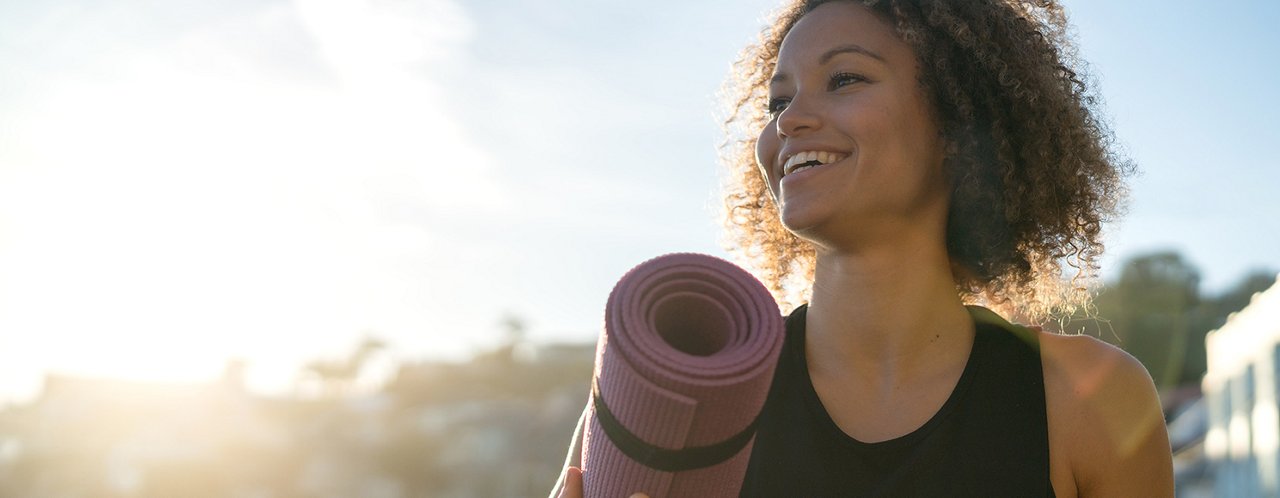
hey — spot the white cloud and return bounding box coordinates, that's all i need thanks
[294,0,473,70]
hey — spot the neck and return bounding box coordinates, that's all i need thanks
[804,241,974,384]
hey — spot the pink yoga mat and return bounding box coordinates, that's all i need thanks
[581,253,784,497]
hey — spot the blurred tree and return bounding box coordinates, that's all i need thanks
[1200,270,1278,330]
[494,312,529,365]
[1087,251,1277,390]
[1182,269,1278,383]
[303,335,388,396]
[500,313,528,345]
[1094,251,1200,388]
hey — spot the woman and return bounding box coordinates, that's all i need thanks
[555,0,1174,496]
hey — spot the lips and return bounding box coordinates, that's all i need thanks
[781,150,849,177]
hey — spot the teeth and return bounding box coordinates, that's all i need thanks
[782,151,848,176]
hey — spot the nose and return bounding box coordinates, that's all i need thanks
[775,95,821,137]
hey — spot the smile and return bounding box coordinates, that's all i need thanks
[782,151,849,177]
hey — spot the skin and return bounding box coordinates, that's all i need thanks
[553,2,1173,496]
[758,1,978,450]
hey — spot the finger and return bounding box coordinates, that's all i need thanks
[558,466,583,498]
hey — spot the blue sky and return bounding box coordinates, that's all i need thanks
[0,0,1276,402]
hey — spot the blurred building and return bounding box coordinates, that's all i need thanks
[0,363,308,497]
[0,340,596,498]
[1203,274,1280,497]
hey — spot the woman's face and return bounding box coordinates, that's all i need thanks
[755,1,948,249]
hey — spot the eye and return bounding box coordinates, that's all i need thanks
[766,97,790,117]
[829,72,867,90]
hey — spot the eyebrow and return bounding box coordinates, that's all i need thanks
[770,43,886,84]
[820,43,885,64]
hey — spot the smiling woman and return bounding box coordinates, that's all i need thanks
[723,0,1131,321]
[554,0,1173,497]
[753,8,949,263]
[717,1,1171,496]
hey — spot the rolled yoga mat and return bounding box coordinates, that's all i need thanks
[581,253,785,497]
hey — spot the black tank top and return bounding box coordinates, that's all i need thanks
[740,304,1055,497]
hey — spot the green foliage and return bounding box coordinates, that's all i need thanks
[1082,251,1275,389]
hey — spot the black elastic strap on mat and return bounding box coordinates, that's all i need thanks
[591,378,760,472]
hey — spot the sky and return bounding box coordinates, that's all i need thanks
[0,0,1276,403]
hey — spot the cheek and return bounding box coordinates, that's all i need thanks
[753,135,781,201]
[755,127,779,180]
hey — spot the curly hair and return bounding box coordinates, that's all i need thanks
[718,0,1130,320]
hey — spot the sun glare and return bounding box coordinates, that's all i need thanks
[0,0,499,402]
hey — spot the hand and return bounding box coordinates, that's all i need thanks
[556,467,582,498]
[556,467,650,498]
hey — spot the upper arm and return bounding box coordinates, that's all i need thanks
[549,402,589,498]
[568,402,586,469]
[1041,333,1174,497]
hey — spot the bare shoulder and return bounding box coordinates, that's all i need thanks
[1037,331,1174,497]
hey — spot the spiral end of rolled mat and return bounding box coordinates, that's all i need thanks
[581,253,784,498]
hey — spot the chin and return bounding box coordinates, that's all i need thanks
[778,206,829,239]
